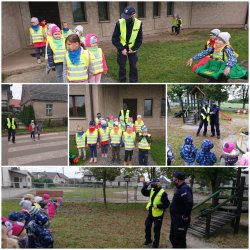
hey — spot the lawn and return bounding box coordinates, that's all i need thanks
[105,29,248,83]
[167,107,248,166]
[2,200,248,248]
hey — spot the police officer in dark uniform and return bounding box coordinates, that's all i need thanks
[196,101,210,137]
[141,178,170,248]
[210,100,220,139]
[6,113,17,144]
[112,6,143,83]
[170,172,193,248]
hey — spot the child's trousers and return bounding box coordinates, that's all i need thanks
[31,131,35,140]
[125,150,133,161]
[78,148,86,159]
[138,149,149,166]
[89,144,97,158]
[89,73,102,83]
[112,146,120,160]
[101,144,109,154]
[55,63,63,82]
[35,47,45,59]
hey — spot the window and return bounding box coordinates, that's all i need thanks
[144,99,153,116]
[153,2,161,17]
[119,2,128,16]
[98,2,109,21]
[167,2,174,16]
[88,176,91,181]
[72,2,87,22]
[69,95,86,117]
[138,2,146,18]
[161,98,166,117]
[46,104,53,116]
[27,177,31,183]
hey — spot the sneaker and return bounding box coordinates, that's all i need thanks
[144,240,152,245]
[37,59,41,64]
[89,158,93,163]
[94,158,97,163]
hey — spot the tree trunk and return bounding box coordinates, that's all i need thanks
[167,98,171,111]
[103,169,107,209]
[190,175,194,190]
[211,174,221,206]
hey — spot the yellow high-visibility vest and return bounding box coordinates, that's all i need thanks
[66,49,89,82]
[135,120,144,133]
[200,107,210,122]
[119,18,141,49]
[50,38,66,63]
[87,47,104,75]
[138,135,151,150]
[29,26,44,43]
[110,129,122,144]
[75,132,86,148]
[146,188,165,217]
[62,29,72,39]
[99,128,110,142]
[123,132,136,149]
[86,129,98,144]
[7,118,16,130]
[121,109,130,123]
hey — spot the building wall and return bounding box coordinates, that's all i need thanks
[1,168,12,187]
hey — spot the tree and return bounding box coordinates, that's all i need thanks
[202,85,230,105]
[20,104,35,126]
[231,85,249,109]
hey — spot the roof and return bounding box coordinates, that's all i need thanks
[190,86,205,96]
[9,169,32,176]
[21,85,67,105]
[32,172,69,180]
[9,99,21,108]
[83,170,94,176]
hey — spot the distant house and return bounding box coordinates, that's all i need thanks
[20,85,67,125]
[9,99,21,113]
[82,170,98,183]
[32,172,69,184]
[2,84,12,112]
[1,167,32,188]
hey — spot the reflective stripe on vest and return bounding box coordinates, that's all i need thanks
[201,107,210,122]
[62,29,72,39]
[121,109,130,123]
[87,47,104,75]
[212,44,229,61]
[110,129,122,144]
[75,133,86,148]
[99,128,110,142]
[30,27,43,43]
[50,39,66,63]
[119,18,141,49]
[138,136,151,150]
[135,120,144,132]
[7,118,16,130]
[146,188,165,217]
[86,129,98,144]
[123,132,136,149]
[66,49,89,81]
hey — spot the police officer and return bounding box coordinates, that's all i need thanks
[196,101,210,137]
[210,100,220,139]
[170,172,193,248]
[141,178,170,248]
[112,6,143,83]
[6,114,17,144]
[119,103,130,125]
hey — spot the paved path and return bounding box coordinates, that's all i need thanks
[2,132,68,166]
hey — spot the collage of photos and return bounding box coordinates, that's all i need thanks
[1,1,249,250]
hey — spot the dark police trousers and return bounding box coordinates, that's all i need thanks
[210,119,220,136]
[169,218,189,248]
[117,52,138,83]
[196,119,208,136]
[145,211,163,248]
[8,128,16,143]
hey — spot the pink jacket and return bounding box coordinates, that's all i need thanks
[47,202,56,219]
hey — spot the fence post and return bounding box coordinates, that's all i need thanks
[205,209,212,237]
[134,186,138,201]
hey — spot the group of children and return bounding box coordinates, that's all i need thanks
[2,193,62,248]
[187,28,248,81]
[29,17,108,83]
[74,113,152,165]
[167,136,249,166]
[28,120,43,141]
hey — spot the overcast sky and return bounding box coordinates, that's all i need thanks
[20,167,83,179]
[11,84,22,99]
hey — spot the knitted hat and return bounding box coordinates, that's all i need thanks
[184,136,193,145]
[223,142,235,153]
[20,200,32,211]
[11,222,25,236]
[201,139,214,152]
[74,25,84,34]
[210,29,220,36]
[85,33,98,47]
[43,194,50,200]
[114,121,119,126]
[217,32,231,44]
[137,115,142,118]
[89,120,95,127]
[52,26,61,34]
[34,196,43,203]
[48,23,57,33]
[31,17,38,23]
[173,172,185,180]
[101,120,107,125]
[109,115,114,120]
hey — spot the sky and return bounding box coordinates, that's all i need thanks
[11,84,22,99]
[20,167,83,179]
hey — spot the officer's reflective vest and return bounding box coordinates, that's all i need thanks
[135,120,144,133]
[110,129,122,144]
[201,107,210,122]
[87,47,104,75]
[99,128,110,142]
[119,18,141,49]
[7,118,16,130]
[86,129,98,144]
[138,134,151,150]
[75,132,86,148]
[123,132,136,149]
[50,38,66,63]
[62,29,72,39]
[121,109,130,123]
[146,188,165,217]
[29,26,44,43]
[66,49,89,82]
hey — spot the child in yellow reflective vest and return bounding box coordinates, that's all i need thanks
[86,121,98,163]
[119,116,126,132]
[136,125,152,166]
[63,34,90,83]
[45,23,57,59]
[29,17,46,64]
[110,121,123,163]
[99,120,110,158]
[107,115,114,129]
[122,124,136,165]
[171,14,178,33]
[47,26,65,82]
[62,22,72,39]
[135,115,144,137]
[127,117,136,132]
[85,33,108,83]
[75,125,86,160]
[73,25,86,46]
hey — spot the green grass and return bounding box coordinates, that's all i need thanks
[106,29,248,83]
[151,139,166,165]
[221,102,249,109]
[2,126,67,136]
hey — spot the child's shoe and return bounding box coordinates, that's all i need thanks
[94,158,97,163]
[101,154,104,157]
[105,154,108,158]
[89,158,93,163]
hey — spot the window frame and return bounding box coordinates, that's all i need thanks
[69,95,86,118]
[71,2,87,23]
[98,2,110,22]
[161,98,166,117]
[144,99,153,117]
[153,2,161,18]
[46,104,53,117]
[167,2,174,16]
[137,2,146,19]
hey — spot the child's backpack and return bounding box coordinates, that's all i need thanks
[69,153,79,165]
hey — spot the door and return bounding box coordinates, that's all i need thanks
[29,2,61,27]
[123,99,137,122]
[14,177,20,188]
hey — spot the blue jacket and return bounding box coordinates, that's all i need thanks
[180,144,198,163]
[170,182,193,221]
[196,139,217,166]
[210,105,220,121]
